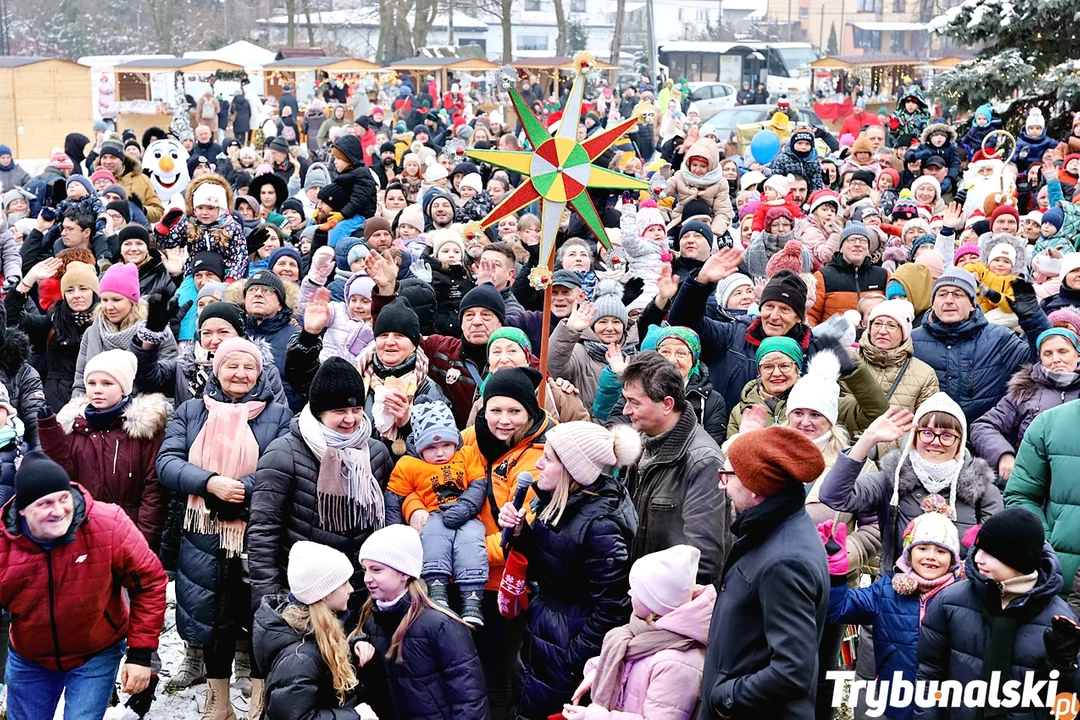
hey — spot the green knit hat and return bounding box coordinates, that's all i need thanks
[487,326,532,355]
[657,326,702,380]
[755,336,804,366]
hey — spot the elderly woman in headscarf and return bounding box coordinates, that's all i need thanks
[157,337,292,709]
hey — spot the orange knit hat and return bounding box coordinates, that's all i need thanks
[728,426,825,497]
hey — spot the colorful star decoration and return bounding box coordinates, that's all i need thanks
[467,52,650,264]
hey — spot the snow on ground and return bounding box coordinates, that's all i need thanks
[46,581,252,720]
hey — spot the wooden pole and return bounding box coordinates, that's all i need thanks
[536,235,555,405]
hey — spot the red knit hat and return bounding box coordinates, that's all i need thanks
[50,152,74,171]
[764,206,794,233]
[766,240,806,278]
[728,426,825,497]
[989,204,1020,227]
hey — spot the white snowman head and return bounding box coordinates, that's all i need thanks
[143,139,191,200]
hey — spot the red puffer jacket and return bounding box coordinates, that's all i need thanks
[0,485,167,671]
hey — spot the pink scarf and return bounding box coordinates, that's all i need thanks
[184,396,267,557]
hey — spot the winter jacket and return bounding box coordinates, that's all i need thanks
[74,320,178,397]
[0,485,167,671]
[301,110,327,154]
[726,355,888,440]
[960,118,1001,162]
[970,363,1080,470]
[820,448,1003,575]
[249,418,393,611]
[156,213,248,282]
[156,377,292,644]
[581,584,716,720]
[769,146,824,192]
[663,140,734,235]
[39,394,170,551]
[246,308,300,404]
[916,545,1080,719]
[911,307,1041,422]
[428,259,476,338]
[920,123,963,194]
[333,137,378,221]
[231,95,252,137]
[856,335,940,454]
[807,255,890,326]
[252,594,365,719]
[0,161,31,193]
[132,336,289,407]
[1016,130,1059,174]
[667,276,823,414]
[0,326,44,449]
[96,154,163,222]
[547,320,615,410]
[697,485,829,720]
[797,217,841,265]
[361,593,488,720]
[1004,399,1080,597]
[622,410,729,584]
[516,474,638,719]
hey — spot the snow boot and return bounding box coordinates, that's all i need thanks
[248,677,264,720]
[233,641,252,698]
[126,674,159,717]
[461,591,485,628]
[166,643,206,690]
[201,678,237,720]
[426,578,451,609]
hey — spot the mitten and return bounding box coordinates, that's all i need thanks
[1,276,20,294]
[961,524,980,549]
[1010,278,1040,320]
[889,116,900,131]
[155,207,184,237]
[308,246,336,285]
[980,286,1003,304]
[813,315,857,375]
[411,258,433,284]
[37,405,55,421]
[1045,616,1080,671]
[953,188,968,207]
[498,549,530,619]
[817,520,849,577]
[439,496,478,530]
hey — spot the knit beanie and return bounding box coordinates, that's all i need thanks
[316,183,350,213]
[989,205,1020,228]
[1049,307,1080,335]
[892,197,920,221]
[268,247,303,275]
[915,249,945,280]
[656,327,701,377]
[1042,206,1064,232]
[373,299,422,347]
[728,427,825,497]
[90,168,116,185]
[359,524,424,579]
[347,274,375,300]
[247,270,287,305]
[891,495,962,594]
[841,222,871,248]
[197,282,227,304]
[190,251,227,281]
[755,335,804,366]
[975,507,1045,575]
[759,269,808,318]
[678,219,714,248]
[408,396,461,453]
[66,175,93,197]
[592,280,629,327]
[764,173,793,197]
[715,273,753,308]
[786,349,842,425]
[430,228,467,258]
[364,217,392,242]
[303,164,330,191]
[397,204,425,233]
[932,266,977,303]
[635,202,666,238]
[1025,108,1045,129]
[910,176,941,203]
[309,356,366,416]
[108,201,133,225]
[890,391,967,510]
[851,169,876,187]
[547,421,641,487]
[763,206,794,233]
[487,326,532,355]
[765,240,806,278]
[974,103,993,123]
[83,349,138,396]
[50,152,75,171]
[197,300,244,335]
[482,366,542,424]
[15,451,72,511]
[212,337,263,376]
[459,284,505,325]
[61,261,99,296]
[954,243,981,262]
[0,382,15,417]
[869,298,916,339]
[629,545,700,617]
[287,541,355,604]
[909,235,937,262]
[851,136,872,155]
[423,160,449,183]
[1036,327,1080,353]
[988,243,1016,266]
[98,262,140,303]
[1060,252,1080,280]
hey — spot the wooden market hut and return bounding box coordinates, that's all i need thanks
[0,57,91,159]
[262,56,382,101]
[386,56,499,96]
[511,56,619,100]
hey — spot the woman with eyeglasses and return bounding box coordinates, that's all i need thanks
[819,392,1003,574]
[856,299,939,455]
[743,206,814,279]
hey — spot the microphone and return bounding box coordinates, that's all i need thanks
[501,472,534,550]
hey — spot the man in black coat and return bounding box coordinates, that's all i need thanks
[699,425,829,720]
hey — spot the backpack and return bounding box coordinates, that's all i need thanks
[280,124,297,142]
[201,100,217,120]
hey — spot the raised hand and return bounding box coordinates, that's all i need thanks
[943,201,965,231]
[655,262,680,307]
[25,257,64,287]
[605,343,627,374]
[566,300,598,332]
[549,376,580,396]
[161,247,189,276]
[304,287,332,335]
[865,406,915,446]
[365,249,397,294]
[308,246,335,285]
[412,258,433,284]
[474,256,496,286]
[739,403,768,435]
[698,247,744,284]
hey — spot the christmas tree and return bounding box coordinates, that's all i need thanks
[827,23,838,56]
[929,0,1080,133]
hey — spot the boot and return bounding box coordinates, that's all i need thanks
[233,642,252,698]
[126,674,159,717]
[461,591,485,628]
[166,643,206,690]
[426,578,450,609]
[201,678,237,720]
[248,678,264,720]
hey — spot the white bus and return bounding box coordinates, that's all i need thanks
[657,41,818,103]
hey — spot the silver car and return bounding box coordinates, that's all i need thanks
[685,82,737,116]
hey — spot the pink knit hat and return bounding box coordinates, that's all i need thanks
[546,422,641,487]
[98,262,140,303]
[915,249,945,279]
[766,240,806,278]
[954,243,981,263]
[1049,307,1080,335]
[212,337,264,376]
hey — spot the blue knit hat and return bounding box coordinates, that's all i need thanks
[408,396,461,454]
[1043,206,1065,232]
[909,234,936,262]
[974,104,993,122]
[66,174,93,196]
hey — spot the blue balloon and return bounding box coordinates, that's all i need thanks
[750,130,781,165]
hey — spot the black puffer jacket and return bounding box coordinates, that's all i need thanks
[361,593,488,720]
[156,375,292,644]
[333,136,377,220]
[516,474,638,719]
[249,417,393,612]
[4,290,89,413]
[135,249,176,299]
[0,326,44,450]
[253,594,366,720]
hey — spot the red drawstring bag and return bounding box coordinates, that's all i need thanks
[498,548,530,619]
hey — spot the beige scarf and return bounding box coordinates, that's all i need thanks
[184,396,266,557]
[591,613,701,710]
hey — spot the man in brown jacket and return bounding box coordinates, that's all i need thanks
[95,141,164,222]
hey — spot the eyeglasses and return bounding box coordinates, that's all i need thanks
[848,179,870,189]
[760,362,797,375]
[935,289,968,301]
[770,220,793,230]
[844,237,870,246]
[917,428,960,447]
[718,469,738,487]
[870,319,901,333]
[247,286,276,298]
[659,348,693,361]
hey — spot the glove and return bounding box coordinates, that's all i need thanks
[1044,615,1080,671]
[980,286,1003,304]
[439,497,477,529]
[154,208,184,236]
[145,285,175,333]
[961,524,980,549]
[308,246,336,285]
[1,276,20,294]
[817,520,849,577]
[889,116,900,131]
[498,549,530,619]
[953,188,968,207]
[411,258,433,284]
[813,315,857,375]
[1010,278,1040,320]
[37,405,55,421]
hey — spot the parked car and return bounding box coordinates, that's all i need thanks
[703,105,825,138]
[686,82,738,117]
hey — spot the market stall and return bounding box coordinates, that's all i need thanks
[262,56,382,106]
[511,56,619,101]
[386,56,499,101]
[0,57,92,159]
[112,58,246,138]
[809,54,923,128]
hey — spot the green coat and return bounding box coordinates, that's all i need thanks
[726,356,889,440]
[1004,400,1080,597]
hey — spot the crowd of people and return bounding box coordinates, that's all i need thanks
[2,69,1080,720]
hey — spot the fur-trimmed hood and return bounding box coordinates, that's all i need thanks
[176,335,279,379]
[224,278,301,315]
[921,122,957,146]
[184,174,235,217]
[978,232,1027,269]
[879,447,995,508]
[1007,363,1080,404]
[57,393,173,440]
[0,328,31,376]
